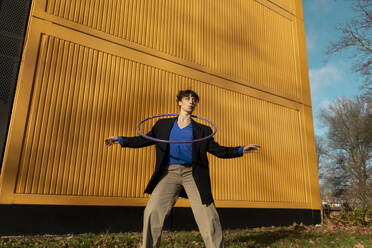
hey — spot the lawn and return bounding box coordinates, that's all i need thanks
[1,223,371,248]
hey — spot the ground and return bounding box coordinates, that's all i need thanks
[1,213,371,247]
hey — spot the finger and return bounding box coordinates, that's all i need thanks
[248,146,259,150]
[244,150,256,153]
[243,147,259,153]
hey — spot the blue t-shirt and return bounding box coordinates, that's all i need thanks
[168,121,193,165]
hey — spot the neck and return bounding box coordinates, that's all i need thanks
[178,110,192,122]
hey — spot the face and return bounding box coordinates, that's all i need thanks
[178,94,198,114]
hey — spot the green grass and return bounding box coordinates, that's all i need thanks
[1,226,371,248]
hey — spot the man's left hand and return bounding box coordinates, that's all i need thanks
[243,144,261,153]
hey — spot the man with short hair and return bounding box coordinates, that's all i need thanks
[105,89,260,248]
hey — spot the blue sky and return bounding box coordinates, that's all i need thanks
[302,0,363,137]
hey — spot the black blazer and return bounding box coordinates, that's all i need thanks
[119,117,242,205]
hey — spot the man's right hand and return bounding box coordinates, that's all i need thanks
[105,136,119,146]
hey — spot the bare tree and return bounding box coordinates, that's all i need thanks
[315,135,329,194]
[315,135,327,167]
[315,135,328,203]
[318,144,351,205]
[320,96,372,207]
[326,0,372,94]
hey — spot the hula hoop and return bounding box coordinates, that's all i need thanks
[136,113,217,143]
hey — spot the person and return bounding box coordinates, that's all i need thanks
[105,89,260,248]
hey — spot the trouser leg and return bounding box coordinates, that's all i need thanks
[142,168,182,248]
[181,166,224,248]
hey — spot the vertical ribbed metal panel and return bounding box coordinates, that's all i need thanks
[45,0,299,99]
[270,0,294,13]
[14,35,307,203]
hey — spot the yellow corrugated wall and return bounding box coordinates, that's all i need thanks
[44,0,299,99]
[0,0,320,209]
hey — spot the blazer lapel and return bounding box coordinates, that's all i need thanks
[158,117,177,150]
[191,118,201,163]
[165,117,177,139]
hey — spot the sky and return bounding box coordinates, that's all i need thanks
[302,0,363,137]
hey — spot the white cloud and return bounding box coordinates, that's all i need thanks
[309,63,343,93]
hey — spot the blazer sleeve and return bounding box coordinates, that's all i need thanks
[205,127,243,159]
[118,120,159,148]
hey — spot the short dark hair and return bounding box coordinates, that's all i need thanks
[177,89,199,103]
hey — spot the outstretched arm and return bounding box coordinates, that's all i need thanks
[207,138,260,158]
[207,137,242,158]
[206,126,260,158]
[105,134,155,148]
[105,120,159,148]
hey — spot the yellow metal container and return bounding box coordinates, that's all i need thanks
[0,0,320,210]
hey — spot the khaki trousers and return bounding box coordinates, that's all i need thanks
[142,164,224,248]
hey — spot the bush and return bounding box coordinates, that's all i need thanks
[340,208,372,226]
